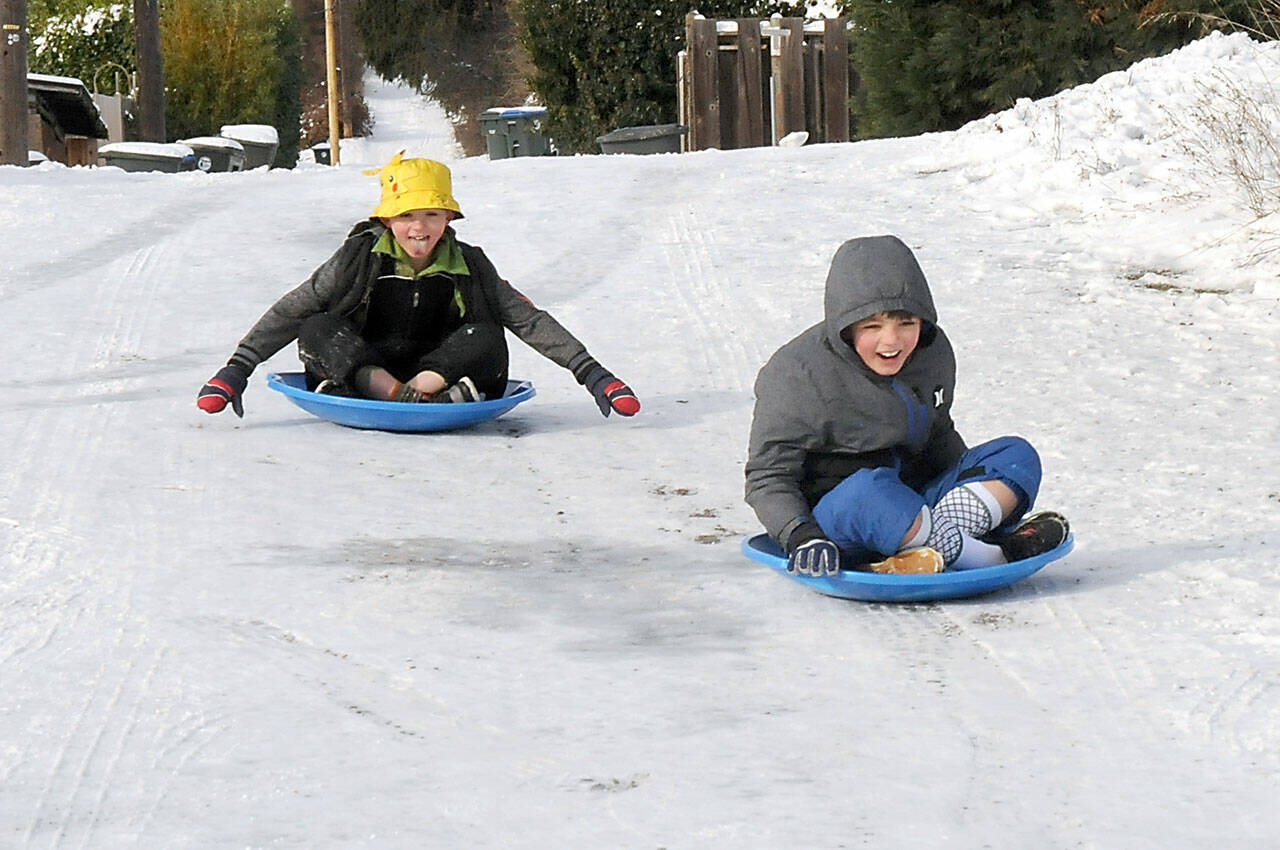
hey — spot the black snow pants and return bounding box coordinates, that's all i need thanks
[297,313,509,399]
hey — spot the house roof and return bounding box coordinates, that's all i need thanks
[28,73,109,139]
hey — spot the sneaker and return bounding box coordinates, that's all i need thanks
[390,382,428,403]
[428,376,484,404]
[868,547,945,575]
[995,511,1069,562]
[314,379,350,396]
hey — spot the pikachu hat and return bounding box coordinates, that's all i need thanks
[366,150,463,219]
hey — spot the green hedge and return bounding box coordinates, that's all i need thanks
[840,0,1235,139]
[161,0,301,165]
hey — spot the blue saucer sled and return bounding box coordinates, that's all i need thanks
[742,532,1073,602]
[266,372,535,432]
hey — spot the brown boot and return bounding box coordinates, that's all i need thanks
[868,547,945,575]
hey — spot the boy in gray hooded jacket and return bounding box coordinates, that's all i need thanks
[745,235,1067,576]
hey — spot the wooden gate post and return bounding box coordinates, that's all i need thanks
[733,18,766,148]
[822,18,850,143]
[685,14,720,151]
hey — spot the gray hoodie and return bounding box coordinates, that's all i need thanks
[745,236,966,547]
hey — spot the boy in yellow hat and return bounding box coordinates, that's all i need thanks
[198,152,639,417]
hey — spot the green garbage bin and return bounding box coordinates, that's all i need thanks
[597,124,688,155]
[99,142,197,173]
[179,136,246,172]
[479,107,552,159]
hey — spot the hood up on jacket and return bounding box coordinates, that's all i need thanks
[822,235,938,351]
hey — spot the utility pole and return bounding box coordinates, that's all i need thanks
[324,0,341,164]
[133,0,164,141]
[0,0,29,166]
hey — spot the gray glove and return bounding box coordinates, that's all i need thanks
[788,537,840,577]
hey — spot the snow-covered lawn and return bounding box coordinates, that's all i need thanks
[1,32,1276,848]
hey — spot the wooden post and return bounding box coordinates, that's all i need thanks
[324,0,341,164]
[0,0,29,165]
[803,27,821,141]
[133,0,165,141]
[685,14,719,151]
[734,19,765,149]
[822,18,850,143]
[776,17,805,140]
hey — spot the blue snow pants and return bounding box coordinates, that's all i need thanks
[812,436,1042,561]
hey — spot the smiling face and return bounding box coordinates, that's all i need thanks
[381,208,454,270]
[846,311,922,376]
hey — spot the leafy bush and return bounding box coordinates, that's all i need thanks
[29,2,135,94]
[161,0,301,165]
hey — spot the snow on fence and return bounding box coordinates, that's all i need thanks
[678,14,850,151]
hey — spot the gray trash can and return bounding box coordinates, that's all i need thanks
[99,142,197,173]
[179,136,246,172]
[219,124,279,169]
[597,124,687,155]
[479,107,552,159]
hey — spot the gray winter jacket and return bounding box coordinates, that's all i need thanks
[744,235,967,547]
[227,220,591,374]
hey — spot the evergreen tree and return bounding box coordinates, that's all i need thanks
[271,2,304,167]
[842,0,1226,139]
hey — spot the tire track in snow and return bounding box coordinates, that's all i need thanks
[1,217,216,846]
[658,206,767,391]
[21,641,153,849]
[88,242,164,376]
[1195,669,1280,759]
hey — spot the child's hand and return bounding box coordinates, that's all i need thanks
[570,356,640,418]
[788,538,840,576]
[197,364,249,417]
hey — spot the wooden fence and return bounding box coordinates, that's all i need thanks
[678,14,850,152]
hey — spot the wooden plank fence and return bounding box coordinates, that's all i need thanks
[678,14,850,152]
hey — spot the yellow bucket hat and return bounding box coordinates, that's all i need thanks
[366,151,463,219]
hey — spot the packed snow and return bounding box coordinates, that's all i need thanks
[2,31,1277,848]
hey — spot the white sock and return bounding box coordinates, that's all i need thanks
[950,532,1007,569]
[901,506,932,550]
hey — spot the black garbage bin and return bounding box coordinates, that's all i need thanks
[479,107,552,159]
[597,124,688,155]
[179,136,246,172]
[311,142,331,165]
